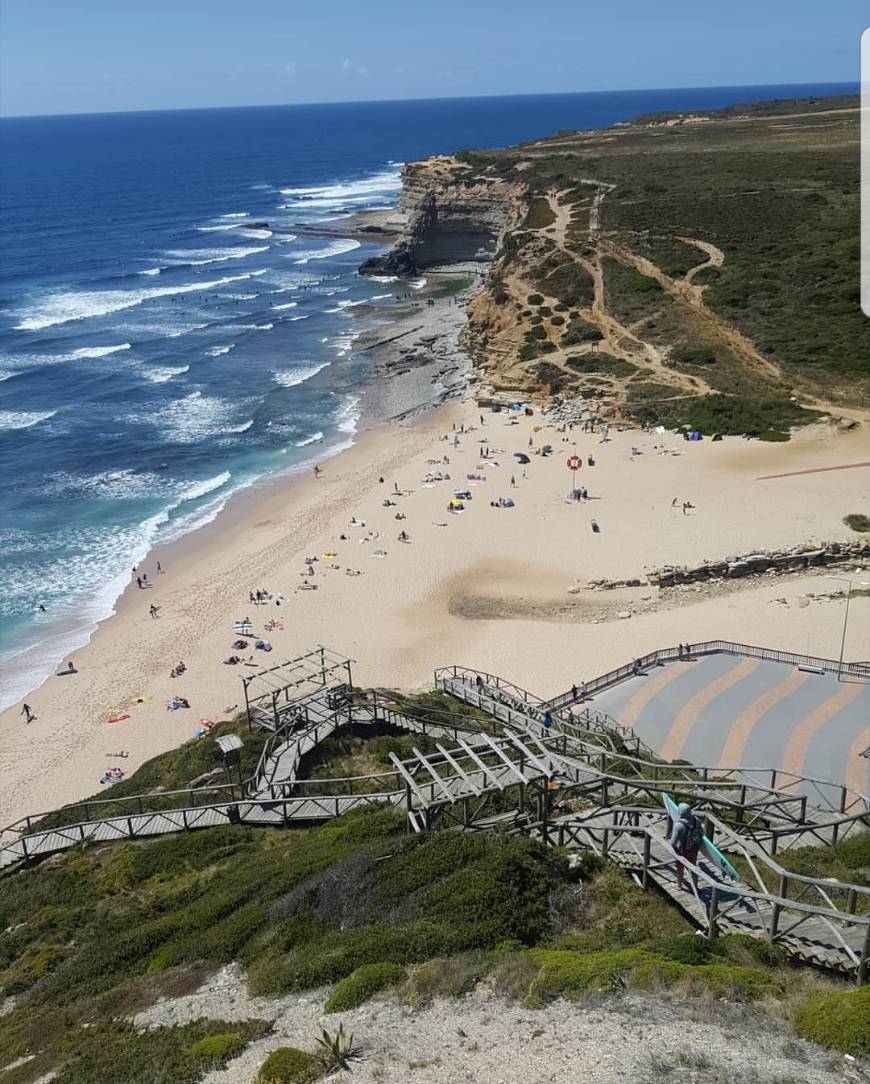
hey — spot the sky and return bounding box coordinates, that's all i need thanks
[0,0,865,117]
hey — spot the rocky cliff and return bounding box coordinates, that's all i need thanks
[360,156,526,277]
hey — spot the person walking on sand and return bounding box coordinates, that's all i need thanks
[510,475,516,488]
[149,604,160,619]
[313,464,321,478]
[136,576,142,589]
[21,703,34,724]
[671,802,703,891]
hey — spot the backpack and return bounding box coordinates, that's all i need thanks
[684,815,703,852]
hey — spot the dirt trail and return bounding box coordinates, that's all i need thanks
[679,236,725,291]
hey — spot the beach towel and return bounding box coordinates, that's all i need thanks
[106,713,131,725]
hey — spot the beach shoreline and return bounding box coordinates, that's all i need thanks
[1,375,868,825]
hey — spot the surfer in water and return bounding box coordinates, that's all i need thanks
[670,802,703,891]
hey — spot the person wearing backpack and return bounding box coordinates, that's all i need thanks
[671,802,703,890]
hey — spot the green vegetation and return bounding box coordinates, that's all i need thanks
[603,258,663,325]
[671,343,717,365]
[843,513,870,533]
[324,962,405,1012]
[14,1019,271,1084]
[523,197,556,230]
[794,986,870,1056]
[565,353,638,378]
[530,254,595,307]
[255,1046,323,1083]
[561,317,603,346]
[628,392,819,440]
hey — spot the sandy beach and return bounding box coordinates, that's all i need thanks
[1,387,869,826]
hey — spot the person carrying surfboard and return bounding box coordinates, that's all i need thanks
[670,802,703,891]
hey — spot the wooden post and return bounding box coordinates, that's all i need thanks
[642,834,651,890]
[770,874,787,942]
[858,924,870,986]
[708,887,720,940]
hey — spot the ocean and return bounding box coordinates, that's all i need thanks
[0,81,854,708]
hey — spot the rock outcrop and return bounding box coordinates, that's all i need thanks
[584,540,870,590]
[360,156,526,277]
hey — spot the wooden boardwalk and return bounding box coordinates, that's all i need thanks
[2,647,868,982]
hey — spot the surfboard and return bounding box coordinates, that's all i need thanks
[663,793,739,881]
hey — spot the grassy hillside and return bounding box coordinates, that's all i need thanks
[2,720,869,1081]
[457,96,867,428]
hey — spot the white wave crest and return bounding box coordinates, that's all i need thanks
[139,267,161,276]
[220,212,250,219]
[287,315,309,321]
[279,167,401,214]
[129,389,245,443]
[0,410,57,431]
[335,395,361,435]
[237,227,273,239]
[70,343,132,359]
[162,245,269,267]
[273,361,330,388]
[295,431,324,446]
[14,273,262,331]
[178,471,232,501]
[206,344,235,357]
[142,365,189,383]
[273,301,298,311]
[292,239,361,264]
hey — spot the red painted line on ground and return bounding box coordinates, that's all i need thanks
[756,461,870,481]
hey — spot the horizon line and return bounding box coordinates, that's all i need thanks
[0,78,858,122]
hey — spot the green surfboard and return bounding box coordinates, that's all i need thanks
[663,793,740,882]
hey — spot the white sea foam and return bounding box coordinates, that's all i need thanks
[142,365,189,383]
[273,301,298,311]
[0,410,57,431]
[69,343,132,359]
[129,389,244,443]
[237,227,273,239]
[162,245,269,267]
[335,394,361,434]
[196,223,240,233]
[410,277,427,290]
[287,315,309,321]
[295,431,324,446]
[140,267,161,276]
[255,323,274,331]
[14,273,263,331]
[206,344,235,357]
[273,361,330,388]
[220,212,250,219]
[179,471,233,501]
[332,332,359,357]
[292,239,361,264]
[279,167,401,214]
[369,293,393,301]
[368,274,398,283]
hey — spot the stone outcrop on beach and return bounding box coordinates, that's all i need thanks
[584,540,870,590]
[360,156,526,276]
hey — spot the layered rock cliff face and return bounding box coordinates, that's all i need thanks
[360,156,526,276]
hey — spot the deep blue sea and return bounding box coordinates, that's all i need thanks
[0,82,854,707]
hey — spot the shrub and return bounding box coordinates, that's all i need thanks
[538,305,552,316]
[550,315,565,326]
[256,1046,322,1083]
[794,986,870,1056]
[526,948,779,1005]
[190,1032,247,1062]
[324,962,404,1013]
[843,513,870,533]
[671,344,716,365]
[527,293,544,305]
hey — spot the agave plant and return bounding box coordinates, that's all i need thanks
[315,1023,360,1073]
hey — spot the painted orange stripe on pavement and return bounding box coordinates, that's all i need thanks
[844,727,870,801]
[782,682,865,778]
[615,663,692,732]
[660,658,759,763]
[718,668,810,768]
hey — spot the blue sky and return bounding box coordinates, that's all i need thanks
[0,0,864,116]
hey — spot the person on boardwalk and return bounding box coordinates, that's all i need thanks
[671,802,703,891]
